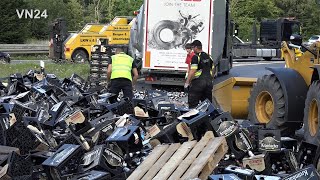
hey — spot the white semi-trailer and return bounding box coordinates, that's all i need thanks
[130,0,233,86]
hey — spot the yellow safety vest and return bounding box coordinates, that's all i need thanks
[194,54,215,78]
[111,52,133,81]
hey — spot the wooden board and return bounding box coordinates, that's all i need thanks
[127,144,169,180]
[154,141,197,180]
[128,131,228,180]
[142,143,181,180]
[168,132,214,180]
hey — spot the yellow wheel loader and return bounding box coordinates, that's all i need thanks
[214,36,320,143]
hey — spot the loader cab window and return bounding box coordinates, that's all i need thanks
[282,22,301,41]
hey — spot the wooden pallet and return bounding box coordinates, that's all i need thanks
[128,131,228,180]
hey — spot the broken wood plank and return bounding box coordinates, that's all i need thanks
[181,136,227,180]
[127,144,169,180]
[199,143,228,179]
[154,141,197,180]
[142,143,181,180]
[168,131,214,180]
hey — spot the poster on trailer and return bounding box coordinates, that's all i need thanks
[143,0,214,70]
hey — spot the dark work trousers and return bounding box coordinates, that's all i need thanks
[188,78,213,108]
[109,78,133,103]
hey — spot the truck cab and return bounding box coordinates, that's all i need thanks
[50,17,135,63]
[233,18,301,61]
[260,18,301,48]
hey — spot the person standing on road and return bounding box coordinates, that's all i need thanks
[184,40,215,108]
[107,47,139,103]
[185,43,195,78]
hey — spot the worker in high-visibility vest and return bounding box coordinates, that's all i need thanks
[184,40,215,108]
[107,47,139,102]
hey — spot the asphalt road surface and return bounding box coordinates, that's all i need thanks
[136,59,285,97]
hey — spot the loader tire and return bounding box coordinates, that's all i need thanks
[248,74,292,135]
[303,81,320,145]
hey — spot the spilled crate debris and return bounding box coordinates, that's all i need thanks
[0,70,319,180]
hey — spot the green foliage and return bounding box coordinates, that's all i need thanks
[82,0,143,23]
[3,0,317,43]
[1,0,143,42]
[65,0,84,30]
[275,0,320,39]
[106,0,143,22]
[0,0,30,43]
[231,0,320,41]
[231,0,282,41]
[27,0,83,39]
[0,0,148,43]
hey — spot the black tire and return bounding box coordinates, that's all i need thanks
[222,61,231,75]
[263,57,272,61]
[303,81,320,145]
[222,70,229,75]
[152,20,181,50]
[248,74,293,135]
[72,49,88,63]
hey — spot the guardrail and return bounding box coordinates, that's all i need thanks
[0,44,49,54]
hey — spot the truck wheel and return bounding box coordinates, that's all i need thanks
[72,49,88,63]
[152,20,180,50]
[263,57,272,61]
[248,74,291,135]
[222,70,229,75]
[303,81,320,145]
[222,61,231,75]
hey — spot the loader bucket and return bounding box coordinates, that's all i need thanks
[213,77,257,119]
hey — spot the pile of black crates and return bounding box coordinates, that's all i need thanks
[89,43,129,87]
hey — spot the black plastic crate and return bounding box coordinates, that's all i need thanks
[0,152,32,179]
[5,121,40,155]
[42,144,85,179]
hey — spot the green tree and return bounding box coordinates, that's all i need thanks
[27,0,68,39]
[231,0,281,41]
[83,0,143,23]
[0,0,30,43]
[83,3,96,23]
[275,0,320,39]
[111,0,143,18]
[27,0,83,39]
[65,0,84,31]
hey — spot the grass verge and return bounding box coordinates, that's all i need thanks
[11,55,49,60]
[0,63,90,79]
